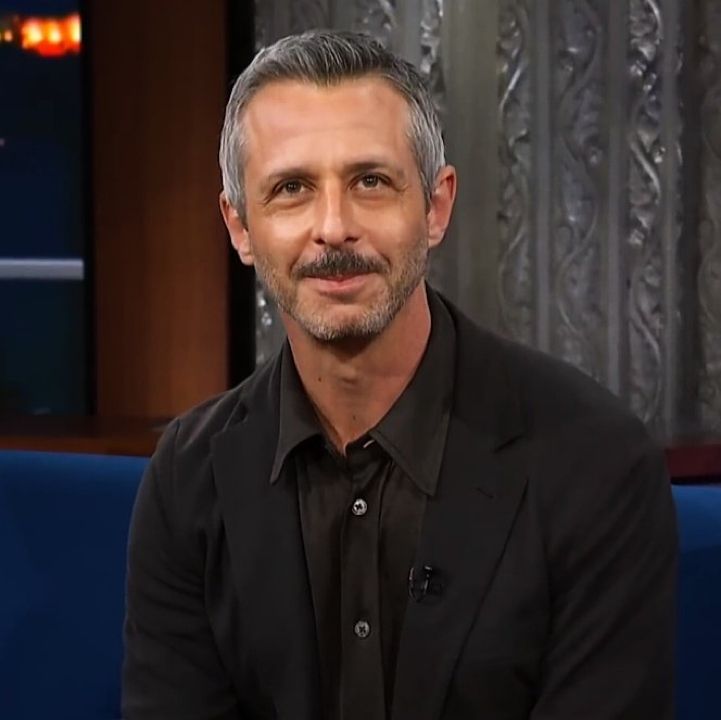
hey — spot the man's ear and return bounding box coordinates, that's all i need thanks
[426,166,457,250]
[220,192,254,266]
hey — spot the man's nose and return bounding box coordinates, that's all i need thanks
[312,184,358,247]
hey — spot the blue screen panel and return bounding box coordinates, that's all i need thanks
[0,280,87,414]
[0,6,83,258]
[0,3,87,416]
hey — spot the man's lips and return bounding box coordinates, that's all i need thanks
[304,271,370,281]
[321,274,363,281]
[305,273,372,292]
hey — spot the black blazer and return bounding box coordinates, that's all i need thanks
[122,297,677,720]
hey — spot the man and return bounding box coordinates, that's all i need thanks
[122,30,677,720]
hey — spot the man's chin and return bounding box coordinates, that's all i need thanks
[293,306,389,344]
[319,326,381,344]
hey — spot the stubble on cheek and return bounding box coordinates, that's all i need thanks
[248,223,431,342]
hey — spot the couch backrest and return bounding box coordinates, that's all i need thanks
[1,451,720,720]
[0,450,147,720]
[672,484,721,720]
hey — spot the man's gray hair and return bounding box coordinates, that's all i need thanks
[219,29,445,216]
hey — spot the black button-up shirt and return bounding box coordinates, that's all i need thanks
[269,289,456,720]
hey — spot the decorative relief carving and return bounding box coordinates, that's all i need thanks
[551,0,605,377]
[497,0,534,345]
[626,0,666,424]
[255,286,276,366]
[667,9,685,437]
[418,0,447,291]
[698,0,721,430]
[420,0,445,118]
[291,0,330,34]
[354,0,396,47]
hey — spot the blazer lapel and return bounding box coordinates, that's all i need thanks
[210,357,321,720]
[392,307,528,720]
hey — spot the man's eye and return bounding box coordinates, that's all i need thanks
[360,174,383,189]
[279,180,303,194]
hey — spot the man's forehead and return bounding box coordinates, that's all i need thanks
[239,77,415,174]
[243,76,410,125]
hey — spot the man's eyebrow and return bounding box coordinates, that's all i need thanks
[260,160,407,190]
[343,160,407,179]
[260,166,314,191]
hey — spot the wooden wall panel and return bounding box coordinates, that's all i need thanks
[89,0,229,418]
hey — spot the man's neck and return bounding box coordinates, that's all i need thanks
[284,284,432,452]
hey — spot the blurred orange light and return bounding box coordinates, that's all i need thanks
[67,15,81,45]
[46,23,62,45]
[22,21,43,47]
[2,30,12,42]
[19,13,81,56]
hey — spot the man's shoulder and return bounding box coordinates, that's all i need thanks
[450,306,665,505]
[450,303,647,444]
[153,353,279,465]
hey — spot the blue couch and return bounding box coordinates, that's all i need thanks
[0,451,148,720]
[674,483,721,720]
[0,450,720,719]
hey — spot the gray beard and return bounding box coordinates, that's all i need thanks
[254,244,429,343]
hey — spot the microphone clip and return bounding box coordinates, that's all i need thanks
[408,564,444,603]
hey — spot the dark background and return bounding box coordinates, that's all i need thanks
[0,0,256,417]
[0,0,86,414]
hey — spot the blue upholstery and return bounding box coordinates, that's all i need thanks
[673,484,721,720]
[0,451,147,720]
[0,451,720,719]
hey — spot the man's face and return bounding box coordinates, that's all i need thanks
[222,77,454,343]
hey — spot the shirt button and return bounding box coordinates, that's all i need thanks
[351,498,368,516]
[354,620,371,639]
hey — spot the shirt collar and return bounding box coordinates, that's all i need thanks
[269,286,456,495]
[369,287,455,496]
[269,344,323,484]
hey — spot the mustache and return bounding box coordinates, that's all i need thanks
[293,249,387,279]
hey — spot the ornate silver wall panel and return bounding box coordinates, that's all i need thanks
[626,0,671,431]
[498,0,534,346]
[356,0,397,46]
[495,0,694,436]
[698,0,721,432]
[245,0,719,436]
[550,0,606,380]
[419,0,445,114]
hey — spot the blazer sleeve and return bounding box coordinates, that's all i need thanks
[530,432,678,720]
[122,420,241,720]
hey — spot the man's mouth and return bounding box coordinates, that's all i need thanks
[321,273,365,281]
[306,273,372,293]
